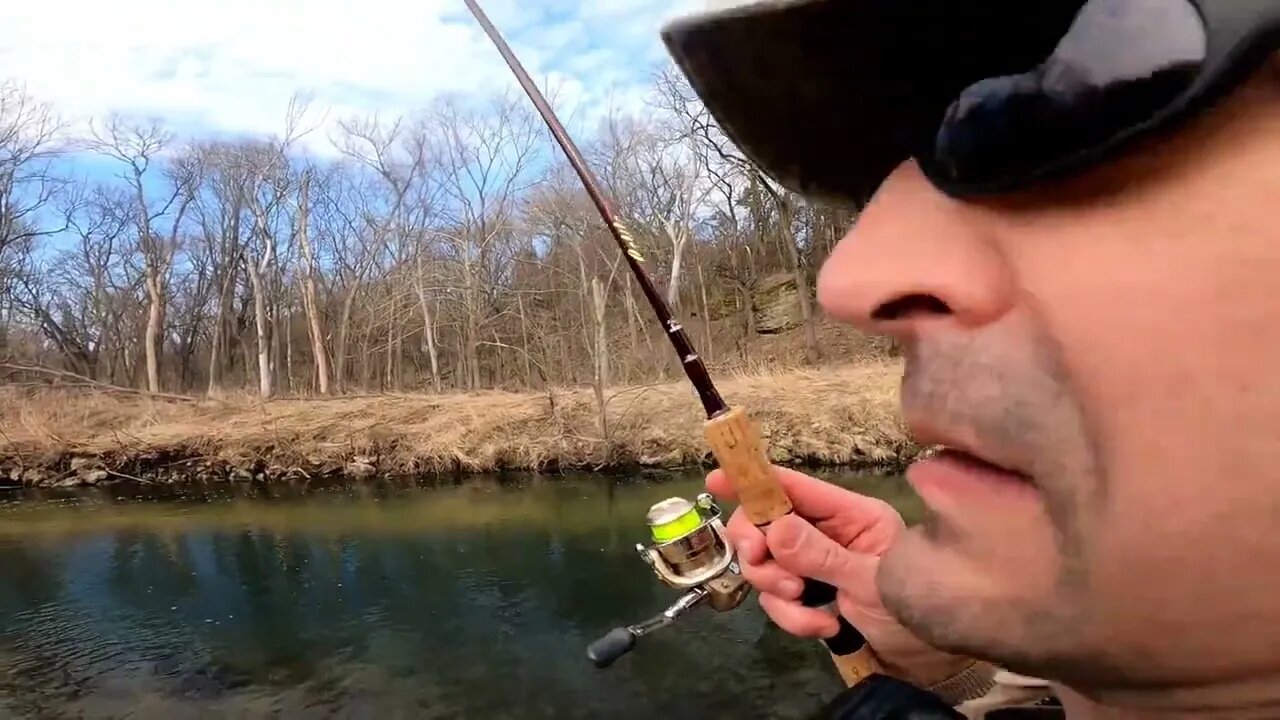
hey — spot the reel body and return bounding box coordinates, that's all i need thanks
[587,493,750,667]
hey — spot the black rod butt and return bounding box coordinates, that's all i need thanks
[800,577,838,607]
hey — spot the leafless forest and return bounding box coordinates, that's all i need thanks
[0,66,881,407]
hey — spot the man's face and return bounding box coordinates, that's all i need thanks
[817,64,1280,691]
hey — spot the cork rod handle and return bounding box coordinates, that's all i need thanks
[703,406,882,687]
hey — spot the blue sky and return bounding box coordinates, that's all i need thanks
[3,0,705,180]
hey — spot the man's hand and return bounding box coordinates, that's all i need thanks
[707,465,972,688]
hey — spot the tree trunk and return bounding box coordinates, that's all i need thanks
[297,174,331,395]
[739,282,755,362]
[238,317,253,388]
[248,265,272,398]
[624,274,639,383]
[465,311,481,391]
[461,245,482,391]
[143,270,163,393]
[628,279,661,380]
[384,304,395,391]
[206,233,241,397]
[392,308,404,392]
[359,322,374,391]
[778,199,821,364]
[414,273,441,394]
[591,276,609,441]
[272,297,286,393]
[516,291,532,388]
[335,286,359,393]
[285,309,295,394]
[575,252,594,382]
[698,260,713,366]
[206,287,230,396]
[664,220,688,309]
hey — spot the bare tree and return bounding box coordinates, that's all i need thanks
[232,97,317,398]
[192,141,250,396]
[292,166,331,394]
[432,91,544,390]
[0,81,71,287]
[89,116,202,393]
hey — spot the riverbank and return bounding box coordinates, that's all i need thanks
[0,360,917,488]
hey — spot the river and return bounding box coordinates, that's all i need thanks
[0,470,923,720]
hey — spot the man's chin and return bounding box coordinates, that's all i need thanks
[876,528,968,627]
[876,526,1084,677]
[874,539,1016,668]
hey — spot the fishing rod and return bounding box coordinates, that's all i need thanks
[461,0,880,690]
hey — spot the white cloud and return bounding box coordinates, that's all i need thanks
[0,0,703,153]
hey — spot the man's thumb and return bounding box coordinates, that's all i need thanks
[764,514,871,590]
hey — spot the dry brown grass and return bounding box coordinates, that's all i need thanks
[0,359,916,481]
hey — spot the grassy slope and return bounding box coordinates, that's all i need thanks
[0,360,917,484]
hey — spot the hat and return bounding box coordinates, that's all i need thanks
[660,0,1088,204]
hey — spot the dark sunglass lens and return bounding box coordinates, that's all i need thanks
[929,0,1207,191]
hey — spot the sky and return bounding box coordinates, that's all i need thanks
[1,0,705,165]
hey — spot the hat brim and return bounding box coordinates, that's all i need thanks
[660,0,1087,205]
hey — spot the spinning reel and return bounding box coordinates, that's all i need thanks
[586,493,750,668]
[580,491,990,720]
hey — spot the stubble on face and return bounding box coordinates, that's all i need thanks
[874,309,1112,681]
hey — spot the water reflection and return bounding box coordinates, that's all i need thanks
[0,470,922,719]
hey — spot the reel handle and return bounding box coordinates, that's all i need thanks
[703,406,881,687]
[586,588,707,669]
[587,627,637,668]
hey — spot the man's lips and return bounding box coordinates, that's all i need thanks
[898,410,1041,507]
[906,447,1040,507]
[905,414,1025,473]
[930,447,1028,480]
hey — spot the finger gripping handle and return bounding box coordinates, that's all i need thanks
[587,627,636,668]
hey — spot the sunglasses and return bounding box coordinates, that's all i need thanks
[662,0,1280,204]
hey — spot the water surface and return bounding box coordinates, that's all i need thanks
[0,470,922,719]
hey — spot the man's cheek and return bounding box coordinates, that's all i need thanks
[980,507,1062,590]
[1077,485,1221,630]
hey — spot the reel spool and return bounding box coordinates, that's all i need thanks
[586,493,751,668]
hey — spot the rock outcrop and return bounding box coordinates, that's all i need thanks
[753,273,805,335]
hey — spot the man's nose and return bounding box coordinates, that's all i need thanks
[816,163,1015,343]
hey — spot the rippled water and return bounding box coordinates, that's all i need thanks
[0,470,922,720]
